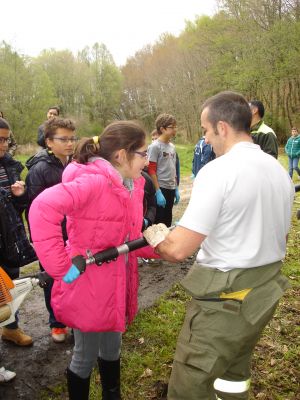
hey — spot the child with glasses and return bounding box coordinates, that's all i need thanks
[0,117,34,348]
[28,121,159,399]
[25,117,77,343]
[0,111,18,156]
[148,113,180,227]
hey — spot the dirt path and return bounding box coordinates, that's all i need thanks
[0,178,193,400]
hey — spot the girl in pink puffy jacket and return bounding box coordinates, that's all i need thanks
[29,121,158,400]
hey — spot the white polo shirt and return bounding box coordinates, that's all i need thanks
[179,142,294,271]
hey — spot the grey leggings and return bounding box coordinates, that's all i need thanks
[70,330,122,378]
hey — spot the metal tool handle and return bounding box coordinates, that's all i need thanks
[21,225,174,284]
[88,237,148,266]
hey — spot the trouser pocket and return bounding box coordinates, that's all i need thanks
[241,274,289,325]
[168,338,219,400]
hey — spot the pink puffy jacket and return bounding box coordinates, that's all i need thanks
[29,158,157,332]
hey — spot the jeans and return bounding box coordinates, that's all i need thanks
[70,330,122,378]
[288,156,300,178]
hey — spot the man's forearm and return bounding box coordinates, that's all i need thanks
[155,226,206,262]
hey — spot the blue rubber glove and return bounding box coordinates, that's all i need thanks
[63,264,81,284]
[174,187,180,205]
[190,173,195,180]
[143,218,149,229]
[155,189,166,208]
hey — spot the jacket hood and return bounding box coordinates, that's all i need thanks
[26,149,62,170]
[63,158,125,188]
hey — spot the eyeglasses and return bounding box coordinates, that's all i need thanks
[52,137,79,143]
[165,125,177,130]
[134,150,148,158]
[0,137,11,144]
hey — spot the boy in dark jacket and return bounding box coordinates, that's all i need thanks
[26,117,77,342]
[37,106,60,148]
[0,117,33,347]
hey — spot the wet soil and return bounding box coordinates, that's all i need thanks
[0,178,193,400]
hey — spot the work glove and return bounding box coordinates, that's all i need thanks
[143,223,170,248]
[63,255,86,284]
[174,187,180,205]
[155,189,166,208]
[63,265,80,283]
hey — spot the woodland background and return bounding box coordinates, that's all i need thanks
[1,0,300,144]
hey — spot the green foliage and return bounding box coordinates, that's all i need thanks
[0,42,57,144]
[121,2,300,142]
[0,41,123,145]
[2,1,300,144]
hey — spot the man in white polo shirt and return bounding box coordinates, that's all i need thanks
[144,91,294,400]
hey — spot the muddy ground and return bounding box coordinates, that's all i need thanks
[0,179,193,400]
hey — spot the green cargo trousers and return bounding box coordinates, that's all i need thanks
[167,261,289,400]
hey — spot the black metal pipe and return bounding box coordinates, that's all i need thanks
[21,236,150,286]
[22,226,174,285]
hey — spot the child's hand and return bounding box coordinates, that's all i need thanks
[155,189,166,208]
[174,187,180,205]
[63,265,81,283]
[63,255,86,283]
[11,181,25,196]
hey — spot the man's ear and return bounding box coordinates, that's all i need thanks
[216,121,227,137]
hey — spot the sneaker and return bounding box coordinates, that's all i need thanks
[51,327,68,343]
[138,258,149,266]
[137,257,144,266]
[1,327,33,346]
[0,366,16,383]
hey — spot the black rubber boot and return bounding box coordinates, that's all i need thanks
[66,368,90,400]
[98,358,121,400]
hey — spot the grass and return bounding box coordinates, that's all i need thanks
[14,146,300,399]
[175,144,194,177]
[248,197,300,400]
[15,153,30,181]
